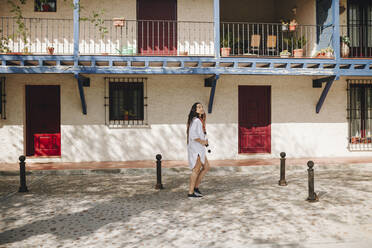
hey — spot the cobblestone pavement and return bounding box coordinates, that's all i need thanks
[1,164,372,248]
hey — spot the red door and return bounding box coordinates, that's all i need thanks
[137,0,177,55]
[26,85,61,156]
[239,86,271,153]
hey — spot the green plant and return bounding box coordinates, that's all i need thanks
[0,30,11,53]
[341,36,350,46]
[116,45,134,55]
[284,35,307,50]
[280,50,291,56]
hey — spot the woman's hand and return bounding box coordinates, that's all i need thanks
[201,139,208,146]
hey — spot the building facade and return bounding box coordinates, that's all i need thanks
[0,0,371,163]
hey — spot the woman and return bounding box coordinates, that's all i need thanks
[187,102,210,198]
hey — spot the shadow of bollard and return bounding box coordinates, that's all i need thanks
[18,155,29,193]
[278,152,287,186]
[155,154,164,190]
[306,160,319,202]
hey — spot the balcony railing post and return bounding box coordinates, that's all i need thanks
[332,0,341,61]
[214,0,220,58]
[73,0,80,66]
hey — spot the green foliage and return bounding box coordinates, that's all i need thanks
[341,36,350,46]
[284,35,307,50]
[0,30,11,53]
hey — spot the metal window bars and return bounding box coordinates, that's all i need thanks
[104,77,148,128]
[347,79,372,150]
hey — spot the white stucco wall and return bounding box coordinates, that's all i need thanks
[1,74,372,163]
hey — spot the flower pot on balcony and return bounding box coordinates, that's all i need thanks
[281,24,288,31]
[341,42,350,57]
[293,49,303,58]
[47,47,54,55]
[221,47,231,57]
[289,24,297,31]
[113,18,125,27]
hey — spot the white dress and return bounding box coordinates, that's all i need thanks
[188,118,206,169]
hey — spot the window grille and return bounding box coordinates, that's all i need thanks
[347,79,372,150]
[0,77,5,120]
[104,77,148,127]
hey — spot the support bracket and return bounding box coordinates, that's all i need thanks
[204,74,220,114]
[75,73,87,115]
[315,76,336,113]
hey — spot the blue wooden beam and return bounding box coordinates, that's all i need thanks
[73,0,80,67]
[75,73,87,115]
[214,0,220,59]
[205,75,219,113]
[315,76,336,113]
[332,0,340,61]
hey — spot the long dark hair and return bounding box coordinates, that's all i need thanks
[186,102,206,144]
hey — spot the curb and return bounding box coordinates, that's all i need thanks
[1,163,371,176]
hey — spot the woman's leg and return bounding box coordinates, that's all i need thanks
[188,156,203,194]
[195,156,210,189]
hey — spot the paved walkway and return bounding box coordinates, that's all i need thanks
[1,163,372,247]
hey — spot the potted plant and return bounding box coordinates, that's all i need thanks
[316,47,334,58]
[113,18,125,27]
[124,110,129,120]
[47,46,54,55]
[280,50,291,58]
[341,36,350,57]
[325,47,334,58]
[220,38,231,57]
[284,35,307,57]
[281,20,289,31]
[289,19,298,31]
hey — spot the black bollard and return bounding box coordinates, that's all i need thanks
[18,155,29,193]
[278,152,287,186]
[306,161,318,202]
[155,154,164,189]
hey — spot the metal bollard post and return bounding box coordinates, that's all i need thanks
[155,154,164,189]
[307,161,318,202]
[18,155,29,193]
[278,152,287,186]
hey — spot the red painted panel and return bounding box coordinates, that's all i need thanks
[137,0,177,55]
[34,133,61,156]
[238,86,271,153]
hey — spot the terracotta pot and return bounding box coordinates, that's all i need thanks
[221,47,231,57]
[113,18,125,27]
[341,42,350,57]
[293,49,303,58]
[289,24,296,31]
[47,47,54,55]
[179,51,188,56]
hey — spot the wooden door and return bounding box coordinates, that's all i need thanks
[137,0,177,55]
[238,86,271,153]
[26,85,61,156]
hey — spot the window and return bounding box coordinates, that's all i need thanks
[105,77,148,127]
[0,77,5,120]
[348,79,372,148]
[35,0,57,12]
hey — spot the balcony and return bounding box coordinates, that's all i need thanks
[0,17,214,56]
[220,22,332,59]
[340,25,372,58]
